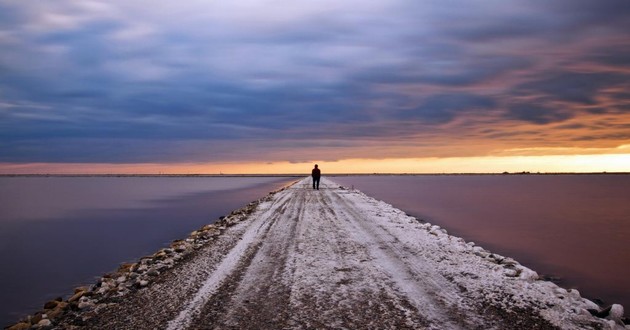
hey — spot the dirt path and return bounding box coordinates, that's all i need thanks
[77,178,610,330]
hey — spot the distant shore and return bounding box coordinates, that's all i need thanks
[1,172,628,178]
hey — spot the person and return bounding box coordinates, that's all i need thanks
[311,164,321,190]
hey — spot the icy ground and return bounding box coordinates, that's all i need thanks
[72,178,620,329]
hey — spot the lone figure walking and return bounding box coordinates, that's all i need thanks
[311,164,321,190]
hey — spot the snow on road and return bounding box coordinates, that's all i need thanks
[82,178,616,329]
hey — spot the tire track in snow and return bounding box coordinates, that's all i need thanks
[323,183,478,329]
[165,187,294,330]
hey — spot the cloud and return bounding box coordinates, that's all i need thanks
[400,94,496,124]
[0,1,629,164]
[505,103,574,125]
[514,71,628,105]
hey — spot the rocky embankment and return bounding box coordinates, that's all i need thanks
[5,192,271,330]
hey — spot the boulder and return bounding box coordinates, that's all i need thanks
[608,304,625,323]
[46,306,65,319]
[7,322,31,330]
[43,300,59,309]
[517,267,538,282]
[118,263,135,273]
[68,290,86,303]
[31,312,44,324]
[37,319,52,327]
[78,300,95,310]
[74,286,89,294]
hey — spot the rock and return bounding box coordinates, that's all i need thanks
[608,304,625,322]
[518,267,538,281]
[43,300,59,309]
[583,299,600,310]
[590,305,613,318]
[500,257,519,267]
[68,290,86,303]
[147,269,160,276]
[118,262,135,273]
[74,286,89,294]
[139,280,149,287]
[154,250,168,259]
[78,300,95,310]
[57,301,68,310]
[568,289,581,300]
[472,246,488,257]
[46,306,65,319]
[7,322,31,330]
[31,312,44,324]
[37,319,52,327]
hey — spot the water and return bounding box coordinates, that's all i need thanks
[333,174,630,310]
[0,176,297,327]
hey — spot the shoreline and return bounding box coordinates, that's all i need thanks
[2,172,630,178]
[5,179,627,329]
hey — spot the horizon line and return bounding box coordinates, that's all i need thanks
[1,171,629,177]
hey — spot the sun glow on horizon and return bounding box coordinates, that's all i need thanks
[1,153,629,175]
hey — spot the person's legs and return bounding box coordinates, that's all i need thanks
[316,178,320,190]
[313,178,316,189]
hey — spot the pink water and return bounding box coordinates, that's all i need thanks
[333,174,630,310]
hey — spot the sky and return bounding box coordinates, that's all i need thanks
[1,1,629,174]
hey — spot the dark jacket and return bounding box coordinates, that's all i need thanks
[312,168,321,178]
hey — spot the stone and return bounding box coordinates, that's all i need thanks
[154,251,167,259]
[583,299,600,310]
[47,306,65,319]
[500,257,519,267]
[608,304,625,322]
[74,286,89,294]
[37,319,52,327]
[174,246,186,253]
[118,262,135,272]
[7,322,31,330]
[147,269,160,276]
[139,280,149,287]
[78,300,95,310]
[43,300,59,309]
[31,311,44,324]
[68,290,85,303]
[568,289,581,300]
[518,267,538,282]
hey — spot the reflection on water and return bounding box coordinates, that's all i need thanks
[333,175,630,309]
[0,176,296,327]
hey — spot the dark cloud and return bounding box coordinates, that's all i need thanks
[401,94,495,124]
[0,1,629,163]
[586,45,630,68]
[506,103,574,125]
[513,71,628,105]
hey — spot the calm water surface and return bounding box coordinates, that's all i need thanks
[0,176,296,326]
[333,175,630,310]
